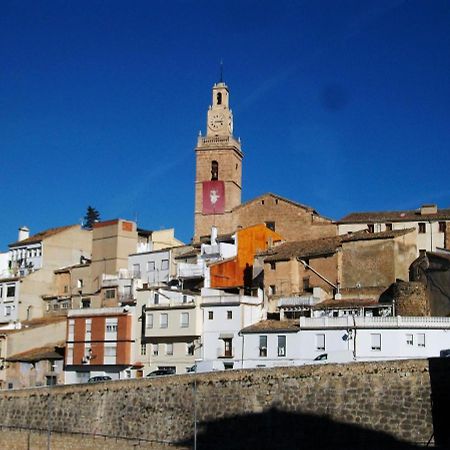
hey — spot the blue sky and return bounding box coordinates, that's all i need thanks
[1,0,450,249]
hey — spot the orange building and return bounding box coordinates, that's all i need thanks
[65,307,136,383]
[209,224,283,290]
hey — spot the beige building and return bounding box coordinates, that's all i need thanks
[2,225,92,324]
[136,287,202,375]
[193,82,336,243]
[338,204,450,256]
[261,228,417,313]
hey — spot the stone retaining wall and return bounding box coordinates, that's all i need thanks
[0,359,441,449]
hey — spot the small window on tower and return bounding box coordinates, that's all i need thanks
[217,92,222,105]
[211,161,219,180]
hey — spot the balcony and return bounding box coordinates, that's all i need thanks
[177,262,204,279]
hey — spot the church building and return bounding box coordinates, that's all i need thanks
[194,80,336,243]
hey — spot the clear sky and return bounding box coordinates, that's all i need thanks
[1,0,450,249]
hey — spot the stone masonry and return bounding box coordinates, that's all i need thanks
[0,360,439,449]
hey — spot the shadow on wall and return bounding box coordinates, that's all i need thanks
[176,408,423,450]
[429,357,450,448]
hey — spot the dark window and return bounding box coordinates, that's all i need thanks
[367,224,374,233]
[223,338,232,357]
[6,286,15,297]
[227,310,232,320]
[303,277,310,292]
[81,298,91,308]
[211,161,218,180]
[277,336,286,357]
[270,261,276,270]
[217,92,222,105]
[269,285,276,295]
[208,311,214,320]
[439,222,446,233]
[265,221,275,231]
[105,289,115,299]
[385,223,393,231]
[259,336,267,357]
[418,223,426,234]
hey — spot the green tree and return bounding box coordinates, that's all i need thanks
[83,206,100,229]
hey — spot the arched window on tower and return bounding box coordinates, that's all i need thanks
[217,92,222,105]
[211,161,219,180]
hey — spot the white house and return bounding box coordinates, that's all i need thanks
[200,288,264,371]
[240,316,450,369]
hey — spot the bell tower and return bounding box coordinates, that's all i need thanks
[194,81,243,241]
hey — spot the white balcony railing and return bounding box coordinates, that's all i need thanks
[299,316,450,329]
[177,262,204,278]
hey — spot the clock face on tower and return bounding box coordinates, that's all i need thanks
[208,113,225,131]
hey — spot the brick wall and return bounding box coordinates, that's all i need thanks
[0,360,440,449]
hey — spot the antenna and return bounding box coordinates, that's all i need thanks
[219,59,223,82]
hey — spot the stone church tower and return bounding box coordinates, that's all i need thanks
[194,82,243,241]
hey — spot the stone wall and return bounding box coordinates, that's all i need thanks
[392,281,430,316]
[0,359,442,449]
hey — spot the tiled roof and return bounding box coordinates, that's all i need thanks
[7,344,65,363]
[9,224,79,247]
[241,319,299,334]
[339,207,450,224]
[262,229,415,262]
[313,299,384,309]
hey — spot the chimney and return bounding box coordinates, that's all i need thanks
[420,204,437,215]
[211,226,218,245]
[18,226,30,242]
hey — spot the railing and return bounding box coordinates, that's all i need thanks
[278,296,321,307]
[300,316,450,329]
[177,262,204,278]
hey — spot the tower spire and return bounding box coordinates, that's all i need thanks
[219,59,223,83]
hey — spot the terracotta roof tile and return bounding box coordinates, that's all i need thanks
[7,344,65,362]
[9,224,80,247]
[262,229,415,262]
[241,319,299,334]
[339,207,450,224]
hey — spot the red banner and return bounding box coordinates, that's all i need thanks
[202,181,225,214]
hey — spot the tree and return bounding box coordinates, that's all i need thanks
[83,206,100,229]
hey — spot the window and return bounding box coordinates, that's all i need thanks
[146,313,154,328]
[5,306,11,317]
[132,264,140,277]
[82,298,91,308]
[68,320,75,340]
[227,310,233,320]
[385,223,393,231]
[147,261,155,272]
[270,261,276,270]
[153,344,159,356]
[141,344,146,356]
[187,343,194,356]
[259,336,267,357]
[371,333,381,351]
[85,319,92,340]
[277,336,286,357]
[64,285,68,293]
[154,293,159,305]
[104,345,117,364]
[265,221,275,231]
[66,346,74,365]
[269,285,276,295]
[161,259,169,271]
[77,279,83,289]
[182,295,187,303]
[367,224,374,233]
[418,223,426,234]
[316,334,325,351]
[303,277,310,292]
[211,160,219,180]
[406,334,413,346]
[180,312,189,328]
[224,338,233,357]
[160,313,168,328]
[106,318,118,333]
[105,289,115,299]
[439,222,446,233]
[417,333,426,347]
[166,343,173,356]
[208,311,214,320]
[6,285,15,297]
[216,92,222,105]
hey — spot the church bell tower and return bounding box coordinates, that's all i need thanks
[194,81,243,241]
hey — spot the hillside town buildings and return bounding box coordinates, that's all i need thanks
[1,79,450,387]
